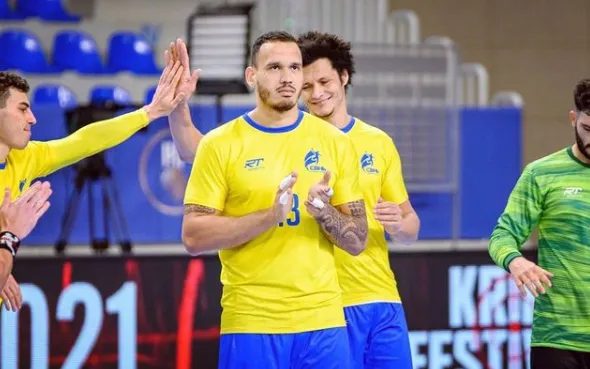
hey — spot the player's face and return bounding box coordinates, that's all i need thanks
[301,58,348,119]
[249,41,303,113]
[0,88,36,150]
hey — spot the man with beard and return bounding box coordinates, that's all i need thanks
[181,31,368,369]
[489,78,590,368]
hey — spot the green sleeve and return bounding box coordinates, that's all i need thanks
[489,165,543,271]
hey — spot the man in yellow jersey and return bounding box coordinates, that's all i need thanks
[297,31,420,369]
[0,59,186,309]
[181,31,368,369]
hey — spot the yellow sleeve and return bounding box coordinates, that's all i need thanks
[331,135,363,207]
[30,109,150,178]
[183,137,227,211]
[381,137,409,204]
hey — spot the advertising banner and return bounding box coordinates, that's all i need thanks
[0,250,536,369]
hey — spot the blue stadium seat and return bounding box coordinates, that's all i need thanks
[144,86,157,103]
[0,29,60,73]
[89,85,132,104]
[52,30,107,74]
[33,84,77,109]
[17,0,80,22]
[107,32,161,75]
[0,0,26,19]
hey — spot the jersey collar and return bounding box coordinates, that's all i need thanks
[243,110,304,134]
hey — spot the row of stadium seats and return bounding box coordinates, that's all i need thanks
[32,84,157,108]
[0,0,78,22]
[0,28,161,75]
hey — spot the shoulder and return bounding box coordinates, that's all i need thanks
[352,118,397,156]
[524,148,570,177]
[10,141,46,161]
[302,112,347,138]
[354,118,393,142]
[198,117,243,149]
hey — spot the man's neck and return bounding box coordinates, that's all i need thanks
[326,103,350,130]
[572,144,590,165]
[0,143,9,163]
[249,104,300,128]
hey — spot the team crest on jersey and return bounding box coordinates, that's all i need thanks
[304,149,326,172]
[361,153,379,174]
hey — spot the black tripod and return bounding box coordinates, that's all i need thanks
[54,153,132,255]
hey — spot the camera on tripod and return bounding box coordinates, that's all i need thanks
[54,101,139,255]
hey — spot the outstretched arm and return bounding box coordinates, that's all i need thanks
[35,57,186,178]
[38,108,150,176]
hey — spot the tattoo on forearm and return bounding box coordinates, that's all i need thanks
[184,204,216,216]
[316,200,368,253]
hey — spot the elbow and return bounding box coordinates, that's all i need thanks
[347,242,366,256]
[346,227,368,256]
[178,151,195,164]
[182,228,211,256]
[350,218,369,256]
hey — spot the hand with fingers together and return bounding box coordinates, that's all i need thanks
[373,197,403,236]
[269,171,298,223]
[1,274,21,312]
[143,53,186,121]
[0,181,53,240]
[166,38,201,105]
[508,256,553,298]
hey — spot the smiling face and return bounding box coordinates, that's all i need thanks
[301,57,348,119]
[0,87,36,150]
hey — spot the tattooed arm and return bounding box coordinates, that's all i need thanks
[181,204,278,255]
[307,199,368,256]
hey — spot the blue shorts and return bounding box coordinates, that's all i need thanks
[344,302,413,369]
[218,327,351,369]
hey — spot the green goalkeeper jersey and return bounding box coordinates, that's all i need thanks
[489,146,590,352]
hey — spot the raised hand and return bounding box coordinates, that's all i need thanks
[144,55,185,120]
[373,197,403,235]
[508,256,553,298]
[166,38,200,105]
[0,181,52,239]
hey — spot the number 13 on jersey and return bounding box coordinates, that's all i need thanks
[279,194,300,227]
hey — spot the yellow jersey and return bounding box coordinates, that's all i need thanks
[0,109,149,201]
[334,117,409,307]
[184,110,363,334]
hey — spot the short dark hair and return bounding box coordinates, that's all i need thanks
[250,30,298,66]
[574,78,590,114]
[0,72,29,109]
[297,31,355,91]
